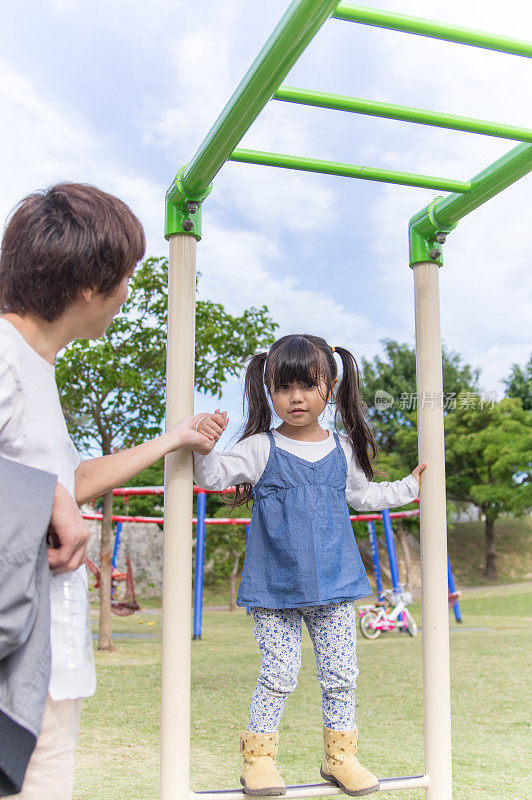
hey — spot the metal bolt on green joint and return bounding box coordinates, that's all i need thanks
[409,198,458,268]
[165,166,213,241]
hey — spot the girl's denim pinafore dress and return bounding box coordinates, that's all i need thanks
[236,431,372,609]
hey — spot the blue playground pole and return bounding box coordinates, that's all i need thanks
[193,491,207,640]
[245,525,251,615]
[447,556,462,623]
[112,522,122,569]
[367,521,384,600]
[381,509,409,629]
[381,509,402,595]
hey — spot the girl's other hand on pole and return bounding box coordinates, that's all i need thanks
[411,462,428,484]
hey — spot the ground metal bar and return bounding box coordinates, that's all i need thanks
[274,86,532,143]
[229,148,470,192]
[332,3,532,58]
[191,775,430,799]
[170,0,339,201]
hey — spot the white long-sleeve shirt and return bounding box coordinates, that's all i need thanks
[0,318,96,701]
[194,428,419,511]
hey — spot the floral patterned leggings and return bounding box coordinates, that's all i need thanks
[248,602,358,733]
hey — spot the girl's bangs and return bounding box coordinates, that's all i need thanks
[267,338,329,391]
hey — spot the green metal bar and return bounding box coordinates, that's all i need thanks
[169,0,339,204]
[229,148,471,193]
[432,142,532,227]
[274,86,532,143]
[332,3,532,58]
[409,142,532,264]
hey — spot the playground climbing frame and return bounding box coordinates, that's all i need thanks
[160,3,532,799]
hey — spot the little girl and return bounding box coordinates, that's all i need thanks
[194,334,425,797]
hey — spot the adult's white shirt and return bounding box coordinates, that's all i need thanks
[0,318,96,700]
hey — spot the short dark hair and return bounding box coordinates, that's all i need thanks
[0,183,146,322]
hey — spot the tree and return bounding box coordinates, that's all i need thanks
[56,256,277,649]
[444,396,531,580]
[360,339,480,457]
[504,354,532,411]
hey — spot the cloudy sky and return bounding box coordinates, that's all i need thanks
[1,0,530,443]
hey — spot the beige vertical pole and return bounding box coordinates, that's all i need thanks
[160,234,197,800]
[413,261,453,800]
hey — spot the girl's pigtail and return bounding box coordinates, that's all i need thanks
[334,346,377,481]
[242,352,271,441]
[228,352,271,509]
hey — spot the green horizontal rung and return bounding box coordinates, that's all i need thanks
[229,148,470,192]
[430,141,532,228]
[274,86,532,143]
[409,141,532,265]
[332,3,532,58]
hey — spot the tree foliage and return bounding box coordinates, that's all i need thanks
[444,396,531,579]
[360,339,480,456]
[360,339,479,460]
[504,353,532,411]
[57,256,278,453]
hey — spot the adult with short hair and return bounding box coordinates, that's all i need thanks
[0,183,224,799]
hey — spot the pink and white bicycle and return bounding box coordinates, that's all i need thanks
[357,587,418,639]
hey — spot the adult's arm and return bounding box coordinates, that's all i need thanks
[74,414,222,504]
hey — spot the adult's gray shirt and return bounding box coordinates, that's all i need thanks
[0,455,56,796]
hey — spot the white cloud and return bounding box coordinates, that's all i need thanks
[0,55,166,255]
[360,0,532,392]
[1,0,530,404]
[197,221,384,352]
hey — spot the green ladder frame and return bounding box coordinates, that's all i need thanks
[160,4,532,800]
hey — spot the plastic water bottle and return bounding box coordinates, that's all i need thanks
[48,565,96,699]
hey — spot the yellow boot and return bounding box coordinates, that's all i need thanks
[320,727,379,796]
[240,730,286,796]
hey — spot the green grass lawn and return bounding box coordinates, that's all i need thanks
[76,583,531,800]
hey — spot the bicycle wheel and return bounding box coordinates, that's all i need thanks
[360,611,382,639]
[404,609,418,637]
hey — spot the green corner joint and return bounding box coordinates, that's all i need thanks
[409,142,532,267]
[408,198,452,268]
[165,167,213,241]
